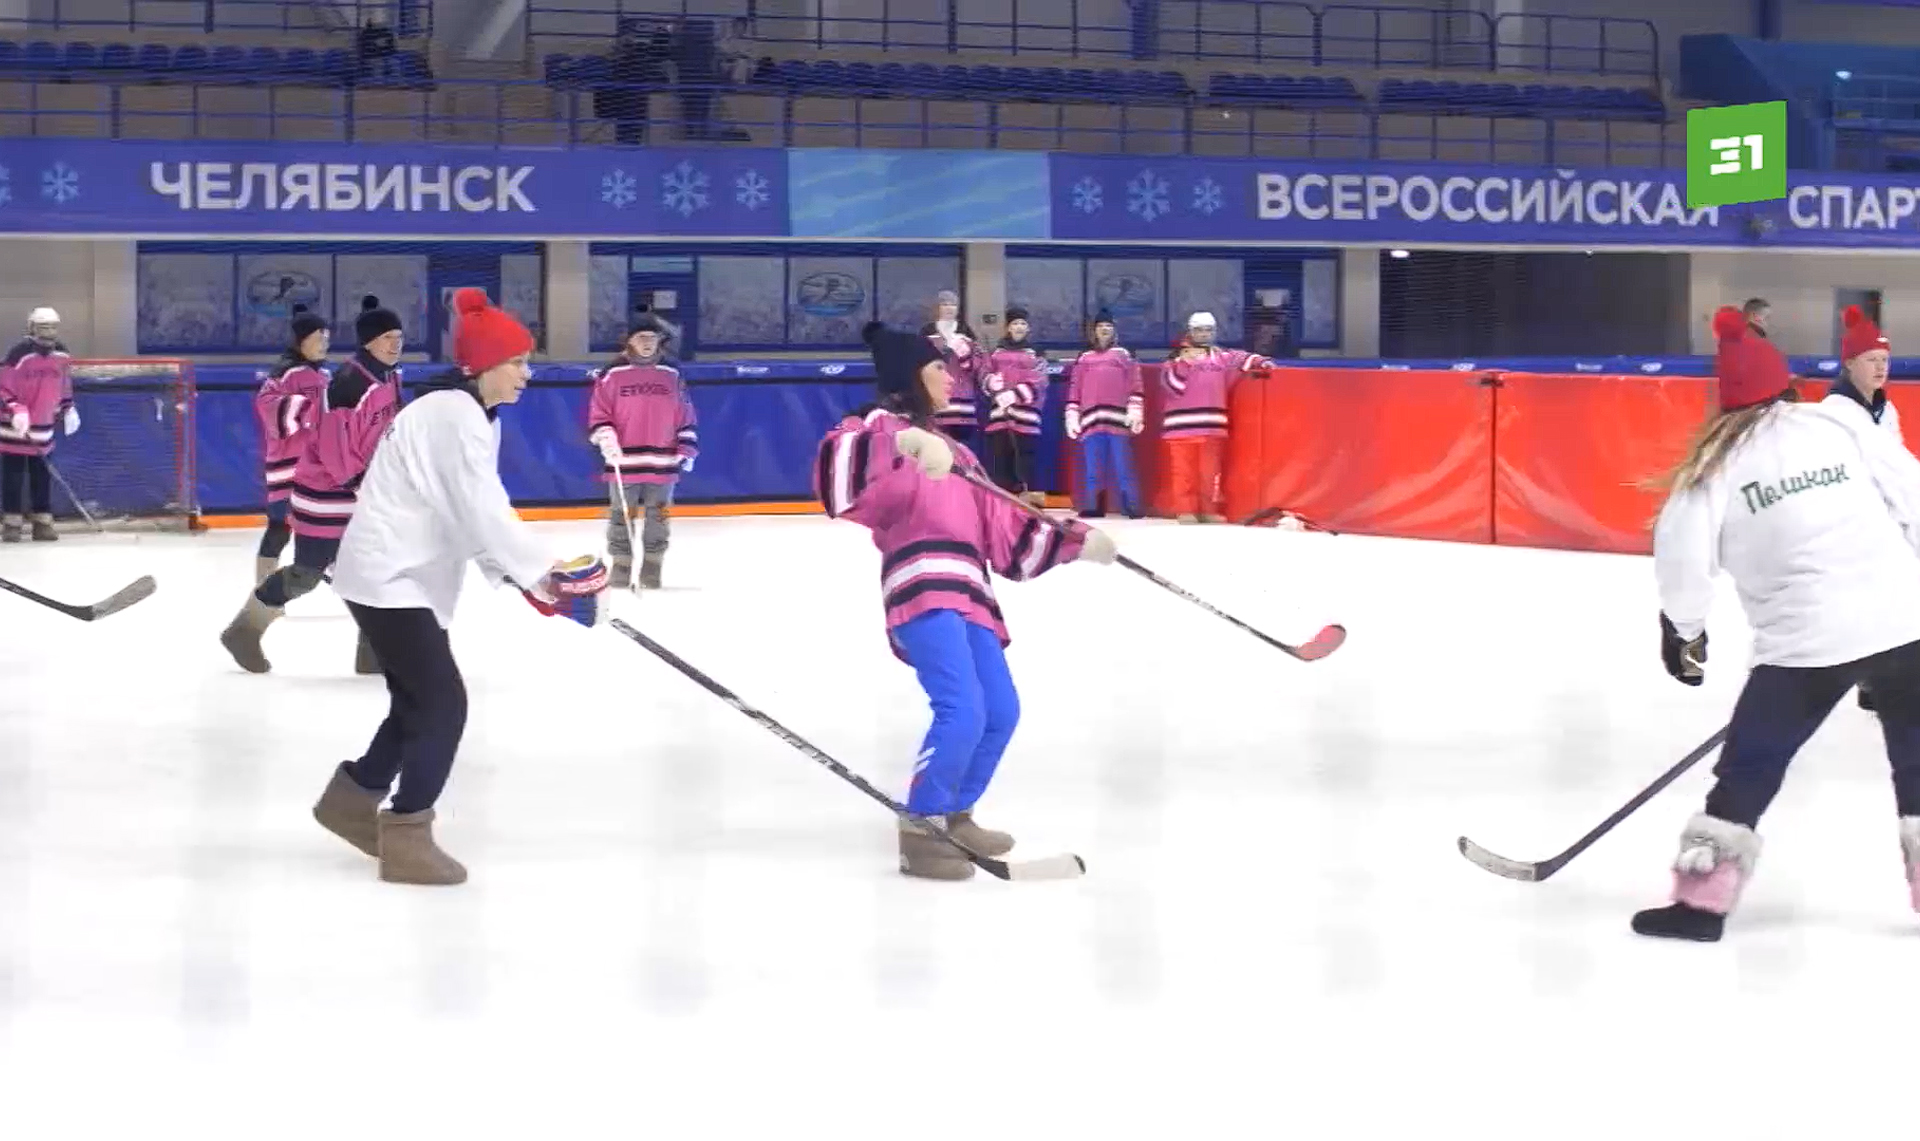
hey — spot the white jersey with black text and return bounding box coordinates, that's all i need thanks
[1655,399,1920,668]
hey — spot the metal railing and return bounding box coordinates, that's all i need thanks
[0,74,1682,166]
[524,1,1658,79]
[1,0,430,37]
[1830,73,1920,129]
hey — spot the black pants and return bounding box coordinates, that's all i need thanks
[0,453,51,515]
[258,500,292,559]
[987,431,1034,494]
[256,533,340,607]
[1704,638,1920,827]
[343,603,467,815]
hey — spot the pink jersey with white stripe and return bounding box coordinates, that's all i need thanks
[0,340,72,458]
[983,345,1049,435]
[255,355,328,503]
[1065,347,1143,436]
[816,408,1089,659]
[1162,346,1268,439]
[289,355,403,539]
[586,359,699,485]
[923,326,986,432]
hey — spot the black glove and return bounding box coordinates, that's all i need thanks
[1660,612,1707,686]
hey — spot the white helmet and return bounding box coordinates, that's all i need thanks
[1187,311,1217,329]
[27,307,59,342]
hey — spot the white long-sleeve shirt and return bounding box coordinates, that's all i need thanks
[1654,400,1920,668]
[332,385,553,628]
[1822,381,1903,443]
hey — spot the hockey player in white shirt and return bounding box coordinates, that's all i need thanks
[1824,303,1903,713]
[1634,306,1920,942]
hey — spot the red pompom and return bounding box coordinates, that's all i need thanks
[1711,306,1746,341]
[452,287,492,317]
[1843,304,1866,328]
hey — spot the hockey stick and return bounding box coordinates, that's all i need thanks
[0,573,157,621]
[1456,723,1730,882]
[955,467,1346,662]
[609,475,641,594]
[608,618,1086,882]
[44,460,102,533]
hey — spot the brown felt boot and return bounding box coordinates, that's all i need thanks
[1,514,20,543]
[29,513,56,541]
[898,817,975,881]
[639,551,663,589]
[353,631,382,676]
[312,762,383,857]
[376,808,467,885]
[254,556,279,587]
[219,594,283,674]
[947,810,1014,857]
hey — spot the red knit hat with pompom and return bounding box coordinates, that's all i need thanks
[450,288,534,375]
[1841,304,1890,362]
[1713,305,1793,411]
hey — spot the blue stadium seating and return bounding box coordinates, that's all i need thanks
[1378,78,1662,121]
[0,36,433,90]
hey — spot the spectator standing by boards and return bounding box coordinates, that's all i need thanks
[1161,311,1271,523]
[1063,310,1145,518]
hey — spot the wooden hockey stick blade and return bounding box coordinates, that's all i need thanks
[0,573,156,621]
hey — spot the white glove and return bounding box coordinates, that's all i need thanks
[994,388,1017,410]
[62,406,79,436]
[1080,527,1117,565]
[1064,409,1081,440]
[680,455,695,474]
[894,426,953,480]
[1125,403,1144,434]
[590,426,622,465]
[7,409,25,436]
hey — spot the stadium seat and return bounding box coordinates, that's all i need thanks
[283,47,318,81]
[318,47,353,83]
[147,43,181,75]
[23,41,60,77]
[100,43,135,73]
[246,47,280,77]
[63,42,99,75]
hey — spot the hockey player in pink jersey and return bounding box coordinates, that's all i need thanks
[0,307,76,543]
[815,321,1118,880]
[981,306,1051,506]
[1063,309,1145,518]
[919,290,987,447]
[250,305,331,585]
[588,311,698,589]
[1162,310,1271,523]
[221,295,406,676]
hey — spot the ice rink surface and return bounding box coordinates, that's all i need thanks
[1,516,1915,1138]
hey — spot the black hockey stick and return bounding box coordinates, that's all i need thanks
[955,467,1346,662]
[0,573,157,621]
[1456,724,1730,882]
[608,618,1086,882]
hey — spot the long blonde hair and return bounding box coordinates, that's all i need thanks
[1652,401,1780,499]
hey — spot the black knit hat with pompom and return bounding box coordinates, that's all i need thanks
[354,294,403,346]
[289,304,329,346]
[864,320,943,418]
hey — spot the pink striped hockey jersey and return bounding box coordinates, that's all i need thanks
[586,358,699,484]
[255,354,328,504]
[983,344,1049,435]
[0,340,72,459]
[816,407,1090,660]
[922,324,986,432]
[289,354,404,540]
[1162,346,1270,439]
[1064,347,1143,436]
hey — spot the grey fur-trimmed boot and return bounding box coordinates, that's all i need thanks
[1,514,20,542]
[29,513,57,541]
[219,594,284,674]
[376,808,467,885]
[898,816,975,881]
[312,762,384,857]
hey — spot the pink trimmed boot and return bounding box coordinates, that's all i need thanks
[1900,818,1920,913]
[1631,813,1761,943]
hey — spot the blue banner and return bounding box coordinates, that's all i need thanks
[789,149,1050,239]
[0,139,788,237]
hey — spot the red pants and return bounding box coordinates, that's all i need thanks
[1162,436,1225,518]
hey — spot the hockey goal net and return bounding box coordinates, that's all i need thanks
[42,359,198,533]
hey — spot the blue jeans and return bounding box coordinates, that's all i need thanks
[893,609,1021,816]
[1076,432,1141,516]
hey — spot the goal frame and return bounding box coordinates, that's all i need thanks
[50,357,200,534]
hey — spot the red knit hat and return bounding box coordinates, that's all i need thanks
[1713,305,1793,412]
[451,288,534,375]
[1841,305,1890,362]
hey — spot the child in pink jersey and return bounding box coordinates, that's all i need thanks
[1063,309,1145,518]
[222,295,406,677]
[250,305,331,585]
[918,290,986,448]
[816,321,1118,879]
[0,307,75,543]
[1162,310,1272,522]
[981,305,1051,506]
[588,310,698,589]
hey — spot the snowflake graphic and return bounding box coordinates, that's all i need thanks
[0,166,10,209]
[1191,177,1224,215]
[600,169,637,209]
[41,162,79,205]
[1071,176,1103,214]
[734,169,770,210]
[1126,169,1169,222]
[661,161,710,217]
